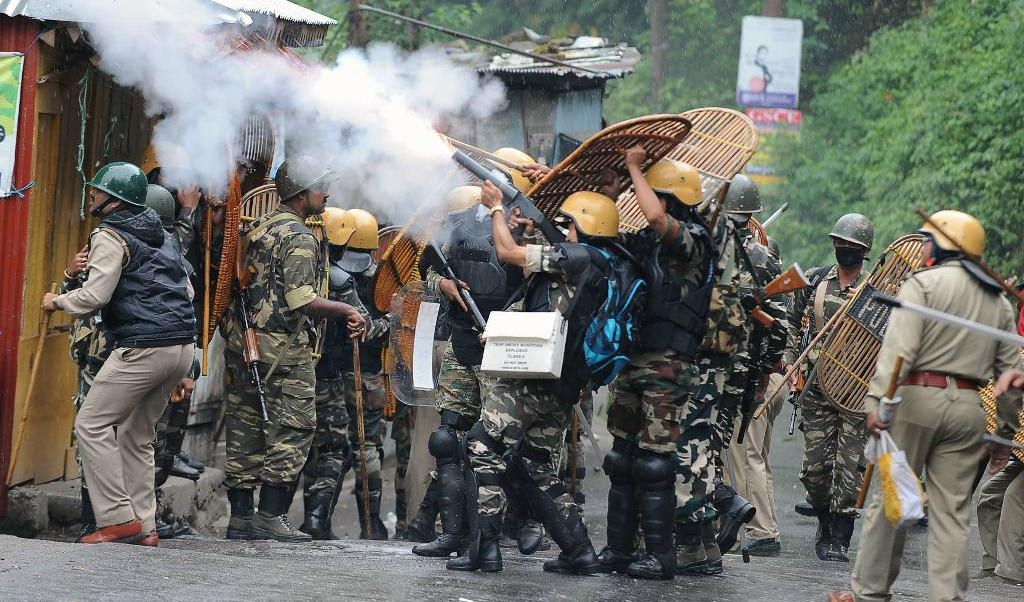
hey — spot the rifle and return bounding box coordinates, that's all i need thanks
[736,324,766,444]
[734,230,810,327]
[760,202,789,229]
[233,171,269,422]
[787,316,812,435]
[452,150,566,245]
[425,240,487,332]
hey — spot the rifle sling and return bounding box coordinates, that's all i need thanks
[262,314,310,384]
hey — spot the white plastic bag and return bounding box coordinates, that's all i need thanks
[864,431,925,528]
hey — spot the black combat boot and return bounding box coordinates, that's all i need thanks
[251,484,312,542]
[226,488,256,540]
[413,463,466,556]
[517,518,545,555]
[446,514,502,572]
[541,508,601,575]
[712,482,756,553]
[823,514,854,562]
[626,453,677,580]
[597,438,639,573]
[814,507,833,560]
[78,485,97,541]
[355,483,389,540]
[405,479,440,543]
[299,488,337,540]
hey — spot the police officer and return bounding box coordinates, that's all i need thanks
[597,150,713,580]
[834,210,1023,601]
[335,208,392,540]
[222,156,364,543]
[413,184,526,557]
[784,212,873,562]
[451,185,611,575]
[43,163,197,545]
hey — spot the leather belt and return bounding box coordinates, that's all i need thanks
[902,371,979,390]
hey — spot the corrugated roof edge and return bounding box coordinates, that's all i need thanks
[211,0,337,26]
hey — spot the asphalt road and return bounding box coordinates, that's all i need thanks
[3,402,1018,601]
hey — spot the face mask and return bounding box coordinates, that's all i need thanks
[729,213,750,225]
[835,247,864,267]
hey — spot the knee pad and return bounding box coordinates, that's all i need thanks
[602,438,635,486]
[428,426,460,465]
[633,451,675,490]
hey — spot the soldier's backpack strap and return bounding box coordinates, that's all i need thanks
[809,267,831,332]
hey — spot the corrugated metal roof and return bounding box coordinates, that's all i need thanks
[0,0,249,24]
[483,44,641,79]
[211,0,336,26]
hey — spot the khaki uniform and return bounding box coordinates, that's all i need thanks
[978,461,1024,579]
[851,261,1023,602]
[57,229,195,533]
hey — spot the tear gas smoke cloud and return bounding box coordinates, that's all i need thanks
[74,0,505,223]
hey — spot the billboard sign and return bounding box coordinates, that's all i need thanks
[736,17,803,109]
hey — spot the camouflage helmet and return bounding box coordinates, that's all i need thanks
[88,162,148,206]
[724,174,762,214]
[830,213,874,250]
[274,156,334,202]
[145,184,176,221]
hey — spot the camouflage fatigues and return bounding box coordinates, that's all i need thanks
[469,243,582,519]
[391,401,413,527]
[301,376,351,495]
[223,205,322,488]
[784,264,866,516]
[433,342,494,420]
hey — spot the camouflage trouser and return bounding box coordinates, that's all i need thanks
[73,369,97,490]
[223,350,316,489]
[710,347,751,481]
[675,352,726,524]
[798,382,867,516]
[558,390,593,502]
[302,376,352,495]
[391,402,413,524]
[468,379,575,518]
[609,350,696,453]
[154,393,193,486]
[435,342,490,421]
[344,370,387,495]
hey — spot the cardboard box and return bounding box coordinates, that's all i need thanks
[480,311,567,379]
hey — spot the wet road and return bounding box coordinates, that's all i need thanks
[1,404,1017,601]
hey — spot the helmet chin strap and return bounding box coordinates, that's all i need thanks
[89,197,118,217]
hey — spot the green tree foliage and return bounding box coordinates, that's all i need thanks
[774,0,1024,275]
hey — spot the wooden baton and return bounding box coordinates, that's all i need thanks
[855,355,905,509]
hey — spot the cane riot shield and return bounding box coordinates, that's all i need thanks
[388,282,443,406]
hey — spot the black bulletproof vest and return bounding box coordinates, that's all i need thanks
[446,208,522,366]
[100,208,196,348]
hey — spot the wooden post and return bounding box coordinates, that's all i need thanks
[347,0,368,48]
[763,0,785,17]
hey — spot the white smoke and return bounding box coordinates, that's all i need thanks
[74,0,506,223]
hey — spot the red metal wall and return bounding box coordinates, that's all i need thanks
[0,16,40,517]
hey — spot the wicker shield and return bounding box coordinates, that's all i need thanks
[980,350,1024,461]
[525,114,694,226]
[616,108,760,232]
[816,234,928,415]
[388,282,442,406]
[239,183,280,229]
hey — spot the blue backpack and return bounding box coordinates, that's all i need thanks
[574,244,647,387]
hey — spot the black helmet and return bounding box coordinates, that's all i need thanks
[724,174,762,214]
[274,156,334,201]
[830,213,874,249]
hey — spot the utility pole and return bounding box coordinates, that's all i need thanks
[649,0,667,111]
[763,0,784,17]
[347,0,368,48]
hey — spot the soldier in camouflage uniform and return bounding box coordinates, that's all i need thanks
[299,207,389,540]
[413,183,532,558]
[783,213,873,562]
[335,209,392,540]
[451,185,612,576]
[595,151,712,581]
[222,157,364,543]
[390,400,413,538]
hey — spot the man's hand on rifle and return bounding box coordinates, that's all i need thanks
[480,181,502,209]
[440,278,470,312]
[66,245,89,278]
